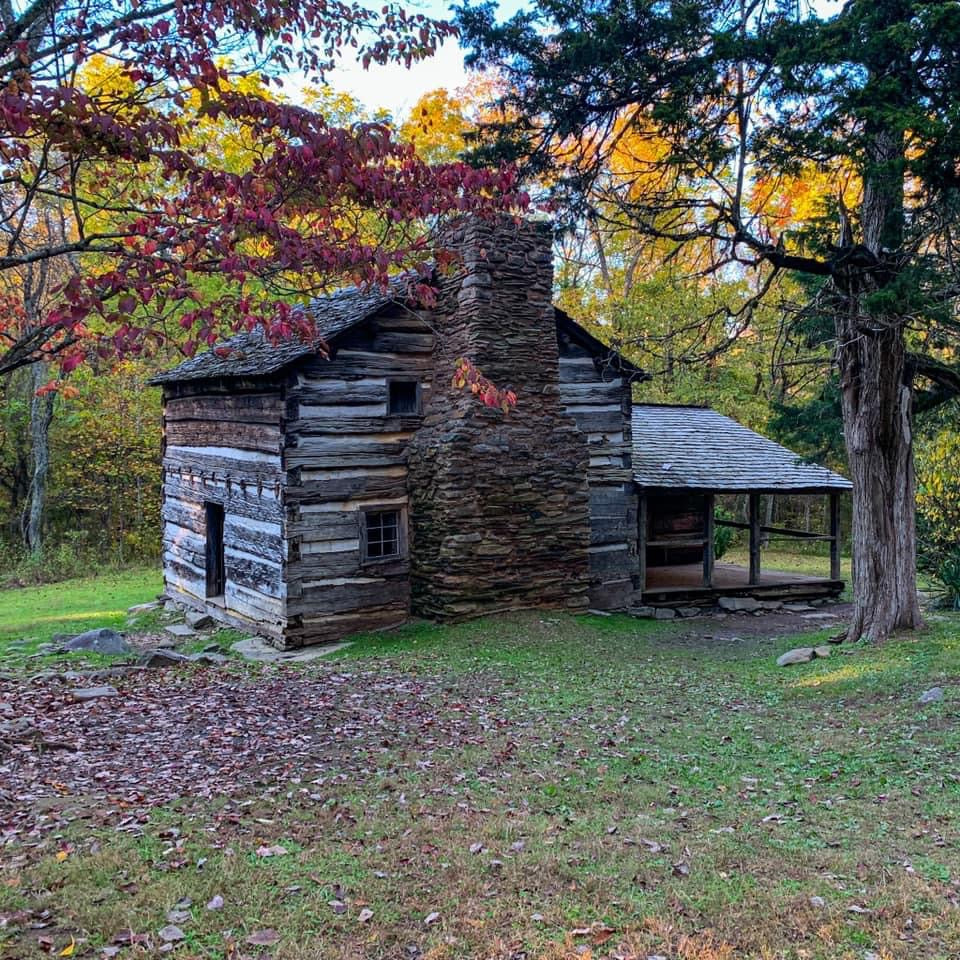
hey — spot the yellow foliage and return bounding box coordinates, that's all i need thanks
[751,163,861,233]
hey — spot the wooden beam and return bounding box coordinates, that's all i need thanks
[638,493,647,593]
[703,493,715,588]
[748,492,761,585]
[829,492,841,581]
[715,518,830,539]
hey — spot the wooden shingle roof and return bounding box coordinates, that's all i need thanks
[631,404,851,492]
[152,279,645,386]
[150,276,412,384]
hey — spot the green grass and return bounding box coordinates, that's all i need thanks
[0,566,161,665]
[724,545,851,582]
[2,598,958,960]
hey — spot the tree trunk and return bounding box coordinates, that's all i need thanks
[836,121,922,641]
[24,361,54,555]
[837,319,922,640]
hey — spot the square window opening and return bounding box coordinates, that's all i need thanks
[364,509,402,561]
[388,379,420,416]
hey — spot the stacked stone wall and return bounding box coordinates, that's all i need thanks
[408,217,591,618]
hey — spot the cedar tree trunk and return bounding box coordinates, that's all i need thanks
[836,125,923,641]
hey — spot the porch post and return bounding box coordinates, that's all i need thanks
[703,493,715,587]
[748,491,761,585]
[829,492,840,581]
[638,491,647,594]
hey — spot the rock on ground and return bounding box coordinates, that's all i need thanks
[164,624,197,639]
[60,629,131,656]
[776,647,815,667]
[185,610,216,630]
[813,645,832,659]
[718,597,762,613]
[140,650,191,668]
[231,636,350,663]
[127,601,161,615]
[70,685,119,701]
[918,686,945,704]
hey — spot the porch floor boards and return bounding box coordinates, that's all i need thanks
[642,561,843,604]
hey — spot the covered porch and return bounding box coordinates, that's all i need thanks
[631,404,852,605]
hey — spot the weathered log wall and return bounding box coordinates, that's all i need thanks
[408,217,591,618]
[160,380,287,639]
[280,307,434,645]
[556,329,639,609]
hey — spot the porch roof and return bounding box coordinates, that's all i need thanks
[631,404,852,493]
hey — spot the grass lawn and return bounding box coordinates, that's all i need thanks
[1,582,958,959]
[723,546,851,583]
[0,566,162,656]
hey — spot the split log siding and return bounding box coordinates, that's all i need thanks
[280,309,434,645]
[558,345,639,609]
[160,386,288,637]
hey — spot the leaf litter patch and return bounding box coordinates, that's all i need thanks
[0,663,509,849]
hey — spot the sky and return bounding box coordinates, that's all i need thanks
[326,0,529,119]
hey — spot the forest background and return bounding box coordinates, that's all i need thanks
[3,54,959,606]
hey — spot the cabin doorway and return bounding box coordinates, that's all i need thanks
[205,502,225,598]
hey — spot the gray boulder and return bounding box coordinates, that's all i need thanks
[918,686,944,704]
[813,645,832,659]
[653,607,676,620]
[141,649,190,668]
[718,596,762,613]
[776,647,815,667]
[188,651,229,665]
[185,610,216,630]
[60,628,131,656]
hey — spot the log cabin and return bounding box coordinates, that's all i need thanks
[152,217,851,647]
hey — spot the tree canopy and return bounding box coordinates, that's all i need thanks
[0,0,527,377]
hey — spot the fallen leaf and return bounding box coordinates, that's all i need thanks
[206,895,224,911]
[424,911,441,926]
[166,909,190,924]
[358,908,374,923]
[328,900,347,915]
[592,924,615,946]
[55,852,69,863]
[245,929,280,946]
[59,939,75,957]
[255,844,288,858]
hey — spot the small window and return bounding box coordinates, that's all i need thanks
[388,379,420,415]
[204,502,225,598]
[362,509,403,561]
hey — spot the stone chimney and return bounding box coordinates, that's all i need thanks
[408,216,591,618]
